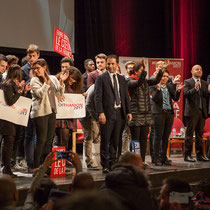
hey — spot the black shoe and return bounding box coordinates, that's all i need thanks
[102,168,110,174]
[154,158,163,166]
[184,156,196,162]
[27,167,33,174]
[197,155,209,162]
[2,167,17,178]
[151,156,155,164]
[162,159,172,166]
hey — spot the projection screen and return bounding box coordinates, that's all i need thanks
[0,0,74,52]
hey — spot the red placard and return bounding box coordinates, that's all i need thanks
[51,147,66,177]
[53,27,72,58]
[148,58,184,121]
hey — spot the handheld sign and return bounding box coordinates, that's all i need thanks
[0,90,31,126]
[51,147,66,177]
[53,27,72,58]
[56,93,86,119]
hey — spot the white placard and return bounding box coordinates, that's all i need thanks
[0,90,32,126]
[56,93,86,119]
[82,142,102,169]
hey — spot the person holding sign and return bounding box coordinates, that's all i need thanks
[56,66,83,151]
[0,64,31,177]
[30,58,68,169]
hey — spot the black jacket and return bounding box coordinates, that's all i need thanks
[150,83,180,114]
[94,71,131,120]
[0,81,21,136]
[101,165,158,210]
[184,78,209,119]
[127,70,163,126]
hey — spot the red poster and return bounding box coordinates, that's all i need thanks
[148,58,184,121]
[51,147,66,177]
[53,27,72,58]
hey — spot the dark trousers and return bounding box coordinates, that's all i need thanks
[33,113,56,168]
[100,109,124,169]
[12,125,25,163]
[129,125,149,162]
[149,124,155,158]
[184,110,204,157]
[24,117,35,168]
[1,135,14,173]
[153,112,174,160]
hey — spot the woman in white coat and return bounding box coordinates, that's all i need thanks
[30,58,67,169]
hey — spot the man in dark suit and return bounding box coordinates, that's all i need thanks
[94,54,132,173]
[184,64,209,162]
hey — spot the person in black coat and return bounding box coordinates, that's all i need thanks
[94,54,132,173]
[0,64,30,177]
[150,69,183,166]
[127,62,163,164]
[183,65,209,162]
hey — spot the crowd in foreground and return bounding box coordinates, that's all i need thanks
[0,151,210,210]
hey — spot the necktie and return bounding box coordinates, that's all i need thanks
[197,80,202,109]
[113,74,120,105]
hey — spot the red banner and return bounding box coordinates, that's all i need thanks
[53,27,72,58]
[148,58,184,120]
[51,147,66,177]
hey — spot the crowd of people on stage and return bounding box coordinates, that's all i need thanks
[0,43,210,209]
[0,44,210,178]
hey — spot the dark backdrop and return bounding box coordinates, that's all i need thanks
[0,0,209,80]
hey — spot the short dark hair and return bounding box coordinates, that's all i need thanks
[133,62,145,73]
[125,61,135,69]
[0,54,8,63]
[34,178,57,208]
[21,56,28,66]
[72,172,94,192]
[107,54,119,63]
[26,44,40,54]
[60,57,74,66]
[95,53,107,61]
[0,175,17,207]
[163,178,191,195]
[6,55,19,65]
[163,69,170,74]
[84,59,93,67]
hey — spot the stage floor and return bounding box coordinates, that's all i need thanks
[9,154,210,191]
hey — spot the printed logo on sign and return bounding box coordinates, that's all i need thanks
[18,108,28,115]
[58,103,83,110]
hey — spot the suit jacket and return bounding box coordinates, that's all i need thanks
[94,71,131,120]
[87,70,99,88]
[150,83,180,114]
[207,75,210,115]
[82,72,88,92]
[184,77,209,119]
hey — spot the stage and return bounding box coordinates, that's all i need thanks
[1,154,210,207]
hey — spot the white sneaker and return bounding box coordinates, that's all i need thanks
[19,159,28,168]
[12,163,26,172]
[143,162,153,169]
